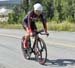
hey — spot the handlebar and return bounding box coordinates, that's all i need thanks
[34,30,49,36]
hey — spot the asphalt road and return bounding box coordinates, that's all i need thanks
[0,29,75,68]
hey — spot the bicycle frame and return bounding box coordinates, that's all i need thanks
[31,30,46,53]
[32,34,40,53]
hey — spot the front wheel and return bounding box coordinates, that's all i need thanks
[34,38,47,65]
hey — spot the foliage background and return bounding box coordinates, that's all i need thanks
[8,0,75,24]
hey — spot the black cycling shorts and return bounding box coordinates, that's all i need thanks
[22,20,37,31]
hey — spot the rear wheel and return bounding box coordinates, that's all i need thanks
[34,38,47,65]
[21,36,32,60]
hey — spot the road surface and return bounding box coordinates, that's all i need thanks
[0,29,75,68]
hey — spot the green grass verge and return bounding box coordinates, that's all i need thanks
[0,21,75,32]
[48,21,75,32]
[0,23,22,29]
[36,21,75,32]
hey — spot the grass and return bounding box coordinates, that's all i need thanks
[0,23,22,29]
[0,21,75,32]
[48,21,75,31]
[36,21,75,32]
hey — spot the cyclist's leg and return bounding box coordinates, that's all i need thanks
[22,20,30,49]
[22,21,37,49]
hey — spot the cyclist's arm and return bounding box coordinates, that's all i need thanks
[41,14,47,33]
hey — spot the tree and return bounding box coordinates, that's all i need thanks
[8,0,75,24]
[8,5,22,24]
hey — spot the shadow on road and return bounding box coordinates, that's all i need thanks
[27,57,75,67]
[45,59,75,66]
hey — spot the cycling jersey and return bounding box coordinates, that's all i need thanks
[22,10,47,32]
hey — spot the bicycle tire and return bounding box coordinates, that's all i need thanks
[34,38,47,65]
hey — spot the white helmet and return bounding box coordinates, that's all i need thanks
[33,3,43,12]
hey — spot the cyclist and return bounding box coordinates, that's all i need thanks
[22,3,49,51]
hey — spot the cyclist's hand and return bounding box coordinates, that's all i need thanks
[45,32,49,36]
